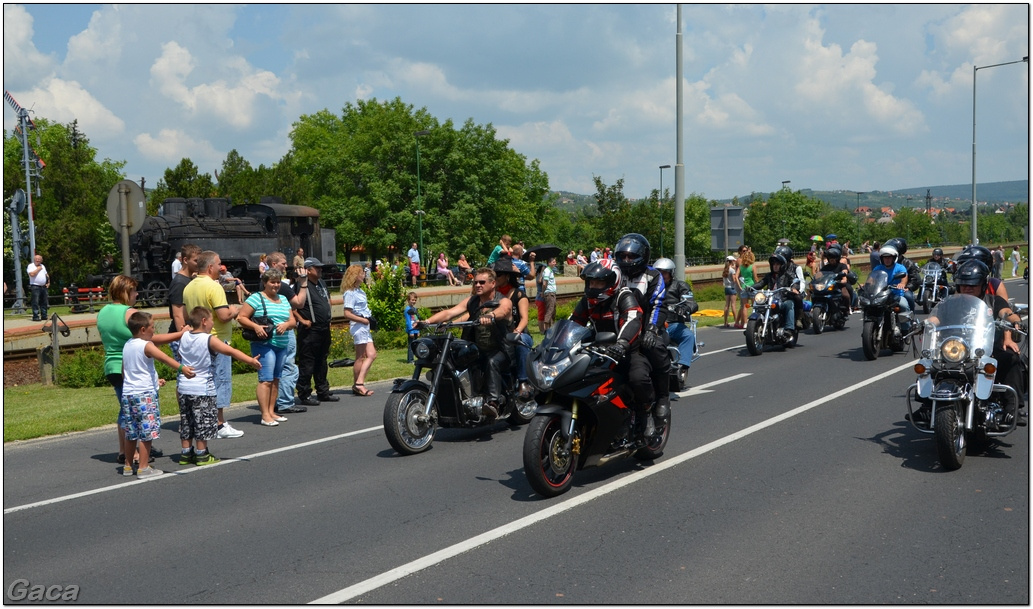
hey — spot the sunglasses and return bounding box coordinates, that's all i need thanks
[473,279,491,285]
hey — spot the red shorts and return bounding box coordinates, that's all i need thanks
[409,262,420,277]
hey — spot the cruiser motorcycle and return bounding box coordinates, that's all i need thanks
[665,292,702,391]
[809,271,854,334]
[522,319,670,498]
[744,286,799,355]
[383,314,537,456]
[917,261,950,315]
[857,267,914,360]
[904,294,1024,470]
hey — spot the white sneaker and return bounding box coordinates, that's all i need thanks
[216,423,244,439]
[136,467,164,479]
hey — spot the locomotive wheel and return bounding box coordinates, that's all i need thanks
[142,280,169,308]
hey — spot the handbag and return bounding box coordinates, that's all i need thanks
[241,294,275,342]
[367,314,379,331]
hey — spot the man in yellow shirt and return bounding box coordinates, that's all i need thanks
[183,250,243,438]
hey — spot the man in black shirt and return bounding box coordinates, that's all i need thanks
[294,257,337,405]
[168,244,201,360]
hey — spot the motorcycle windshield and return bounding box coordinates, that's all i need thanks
[924,261,942,273]
[923,294,995,360]
[812,272,839,291]
[862,267,891,295]
[539,319,591,364]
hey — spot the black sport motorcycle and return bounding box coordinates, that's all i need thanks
[904,294,1024,470]
[857,267,913,360]
[917,261,950,314]
[809,271,853,334]
[383,315,537,456]
[522,319,670,498]
[744,286,799,355]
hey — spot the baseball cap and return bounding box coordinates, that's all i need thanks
[726,255,737,261]
[303,257,324,268]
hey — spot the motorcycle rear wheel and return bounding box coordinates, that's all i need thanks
[811,306,825,335]
[523,413,577,497]
[383,388,437,455]
[861,319,880,360]
[745,318,764,356]
[934,407,966,470]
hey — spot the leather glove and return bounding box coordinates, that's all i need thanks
[605,340,628,361]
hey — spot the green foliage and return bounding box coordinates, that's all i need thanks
[366,264,407,331]
[329,327,354,359]
[146,158,215,214]
[55,348,108,388]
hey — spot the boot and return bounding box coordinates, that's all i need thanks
[635,408,655,441]
[653,399,669,420]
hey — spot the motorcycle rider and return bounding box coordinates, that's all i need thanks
[419,267,514,420]
[953,245,1011,303]
[818,245,854,314]
[756,253,798,339]
[874,245,912,337]
[884,238,919,311]
[491,259,534,399]
[613,233,670,423]
[774,245,806,328]
[569,259,653,441]
[910,260,1026,426]
[653,257,698,371]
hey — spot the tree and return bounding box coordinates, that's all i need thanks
[3,118,125,286]
[146,158,215,214]
[592,176,634,248]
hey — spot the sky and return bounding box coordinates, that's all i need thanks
[3,4,1029,201]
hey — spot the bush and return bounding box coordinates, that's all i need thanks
[366,265,407,332]
[55,348,108,388]
[230,329,258,375]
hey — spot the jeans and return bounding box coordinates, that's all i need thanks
[513,333,533,381]
[667,322,696,367]
[780,299,794,331]
[277,331,299,410]
[251,341,287,382]
[30,285,48,320]
[894,291,913,333]
[214,347,232,409]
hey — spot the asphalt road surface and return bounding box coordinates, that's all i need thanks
[4,277,1028,604]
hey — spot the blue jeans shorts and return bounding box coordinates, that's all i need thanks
[251,342,287,382]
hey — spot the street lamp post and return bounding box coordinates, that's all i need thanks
[659,165,670,258]
[855,192,865,248]
[780,181,790,236]
[414,129,430,275]
[971,56,1028,245]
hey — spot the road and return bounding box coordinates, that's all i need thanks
[4,277,1028,604]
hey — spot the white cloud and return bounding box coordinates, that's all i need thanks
[134,128,220,167]
[66,7,120,66]
[9,78,125,135]
[2,5,55,89]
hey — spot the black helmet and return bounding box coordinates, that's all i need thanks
[825,245,842,260]
[582,259,623,307]
[885,238,908,256]
[954,245,993,268]
[932,248,943,259]
[773,245,794,261]
[954,260,990,293]
[614,233,650,277]
[768,253,787,269]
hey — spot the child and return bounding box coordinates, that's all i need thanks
[403,292,420,363]
[120,312,195,478]
[177,307,262,466]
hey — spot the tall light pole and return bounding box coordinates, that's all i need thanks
[780,181,791,237]
[659,164,670,258]
[414,129,430,275]
[972,56,1028,245]
[855,192,865,247]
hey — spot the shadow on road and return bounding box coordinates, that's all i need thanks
[862,420,1017,472]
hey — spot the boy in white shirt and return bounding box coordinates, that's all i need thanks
[121,312,195,478]
[177,307,261,465]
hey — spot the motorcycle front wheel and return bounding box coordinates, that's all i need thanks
[745,318,764,356]
[523,413,577,497]
[861,319,880,360]
[383,387,437,455]
[934,406,966,470]
[922,290,932,315]
[811,305,825,335]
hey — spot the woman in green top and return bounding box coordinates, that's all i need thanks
[238,269,297,426]
[733,247,756,328]
[97,275,181,466]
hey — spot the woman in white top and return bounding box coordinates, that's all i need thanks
[341,265,377,396]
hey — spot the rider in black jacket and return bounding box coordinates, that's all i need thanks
[758,253,798,337]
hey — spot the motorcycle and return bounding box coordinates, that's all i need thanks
[809,271,853,334]
[857,267,914,360]
[904,294,1025,470]
[383,313,537,456]
[744,286,799,355]
[665,293,703,391]
[917,261,950,314]
[522,319,670,497]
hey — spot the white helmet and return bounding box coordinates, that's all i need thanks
[878,245,898,264]
[653,257,676,273]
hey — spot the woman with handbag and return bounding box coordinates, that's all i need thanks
[238,268,296,426]
[342,265,377,396]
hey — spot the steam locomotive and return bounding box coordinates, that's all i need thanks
[97,196,336,307]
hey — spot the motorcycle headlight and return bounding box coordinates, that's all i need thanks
[940,338,967,364]
[413,339,434,361]
[754,292,767,306]
[531,355,572,391]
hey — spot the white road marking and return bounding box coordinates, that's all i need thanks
[2,426,383,515]
[309,360,916,604]
[698,344,741,356]
[676,372,752,397]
